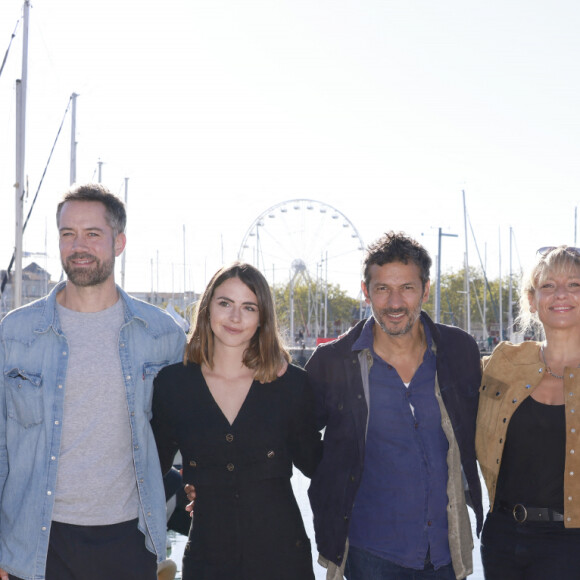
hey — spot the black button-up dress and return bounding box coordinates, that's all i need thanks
[151,362,322,580]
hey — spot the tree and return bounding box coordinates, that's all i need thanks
[273,280,361,343]
[423,267,521,340]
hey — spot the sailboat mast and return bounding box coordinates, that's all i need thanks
[14,1,30,309]
[183,224,187,313]
[498,228,503,341]
[70,92,78,184]
[120,177,129,289]
[14,80,24,309]
[508,227,513,341]
[462,190,470,334]
[483,243,487,340]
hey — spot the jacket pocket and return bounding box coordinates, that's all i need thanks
[476,376,509,465]
[5,368,44,428]
[479,376,508,401]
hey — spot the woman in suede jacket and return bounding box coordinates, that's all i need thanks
[476,246,580,579]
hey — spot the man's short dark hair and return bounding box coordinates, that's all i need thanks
[363,231,432,289]
[56,183,126,236]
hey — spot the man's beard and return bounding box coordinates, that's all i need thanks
[62,252,115,287]
[371,303,421,336]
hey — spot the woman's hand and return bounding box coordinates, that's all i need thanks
[184,483,196,518]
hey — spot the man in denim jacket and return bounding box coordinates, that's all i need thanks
[0,184,186,580]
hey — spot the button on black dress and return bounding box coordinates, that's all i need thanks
[151,363,322,580]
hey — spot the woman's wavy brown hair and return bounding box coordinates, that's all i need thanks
[184,262,290,383]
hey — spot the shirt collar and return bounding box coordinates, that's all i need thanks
[352,317,375,352]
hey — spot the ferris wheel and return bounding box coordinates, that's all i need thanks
[237,199,365,299]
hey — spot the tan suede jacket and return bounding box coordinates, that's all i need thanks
[476,341,580,527]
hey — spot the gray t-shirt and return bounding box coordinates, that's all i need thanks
[52,299,140,525]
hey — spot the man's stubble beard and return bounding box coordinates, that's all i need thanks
[371,303,422,337]
[62,252,115,287]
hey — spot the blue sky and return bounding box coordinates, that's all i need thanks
[1,0,579,298]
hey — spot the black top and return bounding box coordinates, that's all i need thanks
[496,395,566,511]
[151,362,322,580]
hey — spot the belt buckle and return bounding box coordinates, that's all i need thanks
[512,504,528,523]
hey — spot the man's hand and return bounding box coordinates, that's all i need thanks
[184,483,196,518]
[0,566,9,580]
[277,359,288,377]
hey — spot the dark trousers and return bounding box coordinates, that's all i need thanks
[8,519,157,580]
[481,510,580,580]
[344,545,458,580]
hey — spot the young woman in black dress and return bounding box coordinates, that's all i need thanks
[151,262,322,580]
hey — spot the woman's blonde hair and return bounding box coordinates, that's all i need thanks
[516,245,580,334]
[184,262,290,383]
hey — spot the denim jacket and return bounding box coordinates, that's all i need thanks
[0,282,186,580]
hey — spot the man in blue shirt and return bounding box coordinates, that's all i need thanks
[0,184,186,580]
[307,231,483,580]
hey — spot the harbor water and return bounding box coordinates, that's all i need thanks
[166,470,487,579]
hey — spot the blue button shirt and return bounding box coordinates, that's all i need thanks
[348,318,451,570]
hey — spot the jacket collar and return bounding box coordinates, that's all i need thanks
[34,281,149,334]
[485,340,541,368]
[421,310,440,354]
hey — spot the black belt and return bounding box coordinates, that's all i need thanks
[497,500,564,523]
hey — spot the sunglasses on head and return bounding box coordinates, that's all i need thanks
[537,246,580,257]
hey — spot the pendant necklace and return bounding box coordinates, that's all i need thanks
[540,345,564,380]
